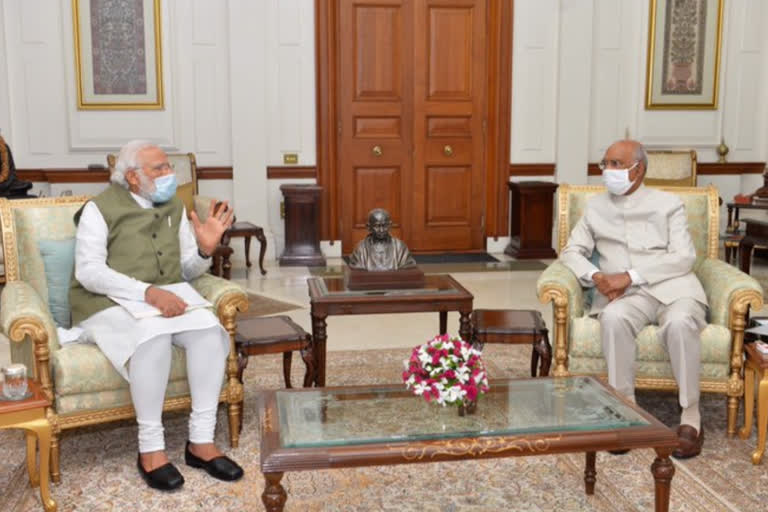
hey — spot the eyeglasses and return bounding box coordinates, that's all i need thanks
[598,159,638,171]
[146,162,175,172]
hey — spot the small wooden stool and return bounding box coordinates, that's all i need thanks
[222,221,267,275]
[235,315,315,388]
[739,342,768,464]
[471,309,551,377]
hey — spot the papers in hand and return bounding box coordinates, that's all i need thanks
[109,282,212,319]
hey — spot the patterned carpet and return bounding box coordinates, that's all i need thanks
[2,344,768,511]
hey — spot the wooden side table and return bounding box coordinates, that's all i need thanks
[471,309,551,377]
[0,379,56,511]
[279,184,326,267]
[505,181,558,259]
[739,342,768,464]
[221,221,267,275]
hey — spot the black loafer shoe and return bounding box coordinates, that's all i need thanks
[185,441,244,481]
[137,455,184,491]
[608,449,630,455]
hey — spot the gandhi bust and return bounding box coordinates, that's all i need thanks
[348,208,417,271]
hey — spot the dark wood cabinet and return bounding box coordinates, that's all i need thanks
[505,181,558,259]
[279,184,326,267]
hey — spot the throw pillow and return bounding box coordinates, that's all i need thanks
[37,238,76,328]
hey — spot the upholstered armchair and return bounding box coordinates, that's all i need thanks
[0,196,249,483]
[537,184,762,437]
[645,149,697,186]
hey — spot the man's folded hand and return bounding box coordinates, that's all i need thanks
[145,286,188,317]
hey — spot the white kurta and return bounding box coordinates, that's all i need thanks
[74,191,228,380]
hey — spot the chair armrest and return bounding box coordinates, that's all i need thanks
[536,260,586,319]
[189,273,249,320]
[0,281,59,395]
[695,258,763,327]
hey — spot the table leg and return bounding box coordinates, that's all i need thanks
[256,228,268,275]
[21,419,56,512]
[651,450,675,512]
[740,237,756,274]
[25,431,38,486]
[439,311,447,335]
[752,371,768,465]
[459,310,472,342]
[534,332,552,377]
[584,451,596,495]
[301,337,317,387]
[739,363,755,441]
[312,314,327,387]
[262,472,287,512]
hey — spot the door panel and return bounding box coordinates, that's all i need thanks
[338,0,485,253]
[339,0,413,250]
[410,0,486,251]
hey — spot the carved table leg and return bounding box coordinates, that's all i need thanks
[262,472,287,512]
[459,310,472,343]
[256,227,268,275]
[282,351,293,388]
[439,311,447,335]
[311,314,328,387]
[739,362,755,441]
[536,332,552,377]
[740,236,756,274]
[244,235,252,268]
[651,450,675,512]
[20,419,56,512]
[752,370,768,465]
[300,338,317,387]
[584,451,596,495]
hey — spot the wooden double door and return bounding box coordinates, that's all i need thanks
[337,0,488,253]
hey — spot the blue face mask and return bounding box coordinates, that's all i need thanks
[150,173,177,203]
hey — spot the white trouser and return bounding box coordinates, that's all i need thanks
[599,289,707,410]
[128,326,228,453]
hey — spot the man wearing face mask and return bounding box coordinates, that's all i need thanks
[69,140,244,491]
[560,139,708,459]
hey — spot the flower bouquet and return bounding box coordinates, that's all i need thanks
[402,334,490,414]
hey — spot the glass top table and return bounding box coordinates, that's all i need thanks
[258,376,679,512]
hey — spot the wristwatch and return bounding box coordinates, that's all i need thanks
[198,248,211,259]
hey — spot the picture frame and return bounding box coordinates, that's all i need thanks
[645,0,724,110]
[72,0,164,110]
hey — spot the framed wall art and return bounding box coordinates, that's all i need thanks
[645,0,724,110]
[72,0,164,110]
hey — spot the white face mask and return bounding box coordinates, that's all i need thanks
[602,162,639,195]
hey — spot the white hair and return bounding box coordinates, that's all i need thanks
[110,139,157,188]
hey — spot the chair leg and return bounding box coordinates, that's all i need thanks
[236,350,249,384]
[283,352,293,388]
[244,236,252,268]
[229,400,242,446]
[50,431,61,484]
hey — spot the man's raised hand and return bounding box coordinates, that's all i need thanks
[189,200,234,256]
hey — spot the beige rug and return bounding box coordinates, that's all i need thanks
[238,293,302,319]
[2,345,766,511]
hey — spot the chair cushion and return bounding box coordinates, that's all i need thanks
[52,343,189,396]
[569,316,732,379]
[37,238,76,328]
[177,182,195,218]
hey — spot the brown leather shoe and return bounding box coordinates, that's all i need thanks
[672,425,704,459]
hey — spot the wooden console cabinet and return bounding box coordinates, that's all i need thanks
[279,184,326,267]
[505,181,558,259]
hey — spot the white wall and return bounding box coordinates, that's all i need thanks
[2,0,767,258]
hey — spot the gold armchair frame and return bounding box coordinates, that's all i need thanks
[0,196,248,482]
[539,184,763,436]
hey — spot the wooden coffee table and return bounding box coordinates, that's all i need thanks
[307,274,473,387]
[0,379,56,512]
[259,376,679,511]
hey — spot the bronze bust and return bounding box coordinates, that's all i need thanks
[348,208,416,271]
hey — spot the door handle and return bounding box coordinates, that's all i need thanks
[372,145,383,157]
[443,145,453,157]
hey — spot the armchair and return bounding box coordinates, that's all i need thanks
[645,149,697,186]
[0,196,249,483]
[537,184,762,437]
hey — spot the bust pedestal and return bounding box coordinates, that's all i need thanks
[279,184,326,267]
[504,181,558,259]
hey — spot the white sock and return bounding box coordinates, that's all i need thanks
[680,405,701,433]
